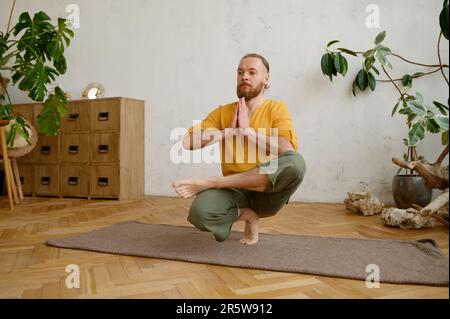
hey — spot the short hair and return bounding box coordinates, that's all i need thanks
[240,53,270,73]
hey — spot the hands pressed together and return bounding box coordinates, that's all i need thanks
[229,97,251,136]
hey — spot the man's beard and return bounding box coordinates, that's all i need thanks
[236,82,265,101]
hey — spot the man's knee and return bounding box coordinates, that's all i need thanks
[188,200,208,230]
[283,157,306,186]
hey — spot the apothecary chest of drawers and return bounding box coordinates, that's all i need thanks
[12,97,144,200]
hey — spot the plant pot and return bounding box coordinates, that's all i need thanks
[392,175,433,209]
[5,115,38,158]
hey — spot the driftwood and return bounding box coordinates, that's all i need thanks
[344,192,384,216]
[389,144,449,229]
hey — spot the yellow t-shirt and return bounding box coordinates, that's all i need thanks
[185,99,299,176]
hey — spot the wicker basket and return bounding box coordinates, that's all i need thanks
[6,115,38,158]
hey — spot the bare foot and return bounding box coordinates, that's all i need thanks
[172,177,217,199]
[237,208,259,245]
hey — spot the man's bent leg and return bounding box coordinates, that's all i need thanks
[173,167,270,199]
[251,151,307,215]
[188,188,250,242]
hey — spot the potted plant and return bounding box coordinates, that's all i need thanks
[319,0,449,209]
[0,0,74,150]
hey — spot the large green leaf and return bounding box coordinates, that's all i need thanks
[357,70,368,91]
[37,87,67,135]
[321,53,334,81]
[440,0,449,40]
[14,61,58,102]
[374,31,386,45]
[442,130,449,145]
[327,40,340,48]
[375,45,392,68]
[337,48,358,56]
[367,72,376,91]
[408,121,426,145]
[391,101,400,117]
[401,74,412,88]
[363,49,376,58]
[339,54,348,76]
[408,99,427,116]
[425,118,441,133]
[364,56,375,71]
[334,53,348,76]
[433,100,449,115]
[0,34,7,58]
[433,114,449,130]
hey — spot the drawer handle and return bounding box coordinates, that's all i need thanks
[20,176,25,185]
[98,112,109,121]
[68,113,79,121]
[98,144,109,153]
[41,146,51,154]
[40,176,51,185]
[98,177,109,186]
[68,145,79,154]
[68,176,79,185]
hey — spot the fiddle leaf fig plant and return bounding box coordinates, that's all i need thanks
[0,1,74,147]
[320,0,449,175]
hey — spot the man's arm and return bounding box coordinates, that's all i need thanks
[182,128,236,150]
[241,128,294,155]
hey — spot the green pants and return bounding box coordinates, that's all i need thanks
[188,150,306,242]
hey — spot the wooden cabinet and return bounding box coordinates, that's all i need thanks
[14,97,144,200]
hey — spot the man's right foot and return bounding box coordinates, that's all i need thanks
[237,208,260,245]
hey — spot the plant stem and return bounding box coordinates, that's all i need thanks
[437,32,449,85]
[391,52,447,68]
[376,67,442,82]
[6,0,16,35]
[381,65,405,100]
[353,51,448,68]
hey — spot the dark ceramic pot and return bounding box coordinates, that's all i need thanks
[392,175,432,209]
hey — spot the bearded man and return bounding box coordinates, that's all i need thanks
[172,53,306,245]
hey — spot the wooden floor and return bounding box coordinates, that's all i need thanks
[0,196,448,299]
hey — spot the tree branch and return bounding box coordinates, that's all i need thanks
[391,52,448,68]
[6,0,16,35]
[376,67,442,82]
[433,144,449,167]
[381,65,404,99]
[437,32,449,85]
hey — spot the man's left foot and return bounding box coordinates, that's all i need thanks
[172,178,216,199]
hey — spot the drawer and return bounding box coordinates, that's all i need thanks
[34,165,59,195]
[90,165,119,197]
[35,135,59,164]
[60,165,89,196]
[61,101,89,133]
[61,133,89,163]
[90,99,120,131]
[17,164,33,195]
[90,132,119,163]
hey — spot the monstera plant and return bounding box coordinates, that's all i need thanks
[320,1,449,228]
[0,0,74,147]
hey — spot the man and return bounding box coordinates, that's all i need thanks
[172,53,306,245]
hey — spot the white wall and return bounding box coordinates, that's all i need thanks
[1,0,448,203]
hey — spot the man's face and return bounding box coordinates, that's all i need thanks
[236,57,269,101]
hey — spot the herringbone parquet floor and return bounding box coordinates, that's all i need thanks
[0,196,448,298]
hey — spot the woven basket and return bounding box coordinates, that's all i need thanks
[6,115,38,158]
